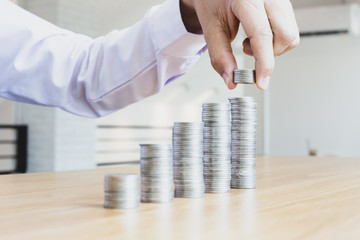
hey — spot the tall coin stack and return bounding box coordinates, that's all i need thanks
[140,144,173,203]
[229,97,257,189]
[104,173,140,209]
[202,103,231,193]
[173,122,205,198]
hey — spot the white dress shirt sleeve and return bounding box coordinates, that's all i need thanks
[0,0,207,117]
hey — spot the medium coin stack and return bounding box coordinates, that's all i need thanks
[173,122,205,198]
[140,144,173,203]
[233,69,256,84]
[229,97,257,189]
[104,173,140,209]
[202,103,231,193]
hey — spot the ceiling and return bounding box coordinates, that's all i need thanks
[291,0,348,8]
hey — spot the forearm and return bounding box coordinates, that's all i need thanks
[0,0,206,117]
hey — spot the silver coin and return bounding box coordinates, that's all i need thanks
[104,200,140,209]
[203,154,230,161]
[140,141,173,204]
[105,190,139,197]
[205,189,230,194]
[203,162,231,168]
[141,185,173,192]
[104,174,140,192]
[174,192,205,198]
[104,173,139,185]
[231,181,256,189]
[173,122,205,198]
[203,166,231,172]
[204,126,231,132]
[173,153,203,158]
[173,152,203,157]
[202,102,230,110]
[140,161,173,166]
[141,197,173,203]
[174,122,203,127]
[174,166,203,173]
[232,167,256,175]
[140,153,172,158]
[202,102,232,194]
[231,156,256,162]
[229,97,258,190]
[233,69,256,84]
[140,144,172,155]
[229,97,256,103]
[203,169,231,175]
[104,175,140,209]
[173,157,203,163]
[174,179,204,185]
[204,136,231,142]
[202,115,231,121]
[204,123,231,128]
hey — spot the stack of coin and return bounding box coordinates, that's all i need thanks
[172,122,205,198]
[229,97,257,189]
[140,144,173,203]
[104,173,140,209]
[202,103,231,193]
[233,69,256,84]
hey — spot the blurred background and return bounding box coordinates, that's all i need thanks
[1,0,360,173]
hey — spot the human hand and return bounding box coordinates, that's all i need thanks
[180,0,300,90]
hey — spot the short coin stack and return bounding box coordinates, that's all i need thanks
[140,144,173,203]
[202,103,231,193]
[173,122,205,198]
[104,173,140,209]
[233,69,256,84]
[229,97,257,189]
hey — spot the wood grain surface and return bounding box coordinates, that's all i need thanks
[0,156,359,240]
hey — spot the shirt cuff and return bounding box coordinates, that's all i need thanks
[149,0,207,57]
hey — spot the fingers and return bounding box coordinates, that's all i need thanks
[202,21,238,90]
[231,0,274,90]
[195,0,299,90]
[242,1,300,57]
[265,0,300,56]
[242,38,253,56]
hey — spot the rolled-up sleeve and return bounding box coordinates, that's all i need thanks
[0,0,207,117]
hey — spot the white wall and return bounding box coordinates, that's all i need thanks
[268,35,360,157]
[0,100,15,124]
[97,0,164,35]
[291,0,360,8]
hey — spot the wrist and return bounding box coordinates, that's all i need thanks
[180,0,202,34]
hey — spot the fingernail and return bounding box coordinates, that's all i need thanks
[260,76,270,89]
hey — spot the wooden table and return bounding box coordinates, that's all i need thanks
[1,156,360,240]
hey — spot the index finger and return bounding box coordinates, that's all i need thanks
[231,0,274,90]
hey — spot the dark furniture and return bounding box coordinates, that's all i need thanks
[0,125,28,174]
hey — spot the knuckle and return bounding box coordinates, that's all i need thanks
[291,34,301,48]
[240,0,263,11]
[250,27,273,40]
[278,31,300,48]
[210,55,223,71]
